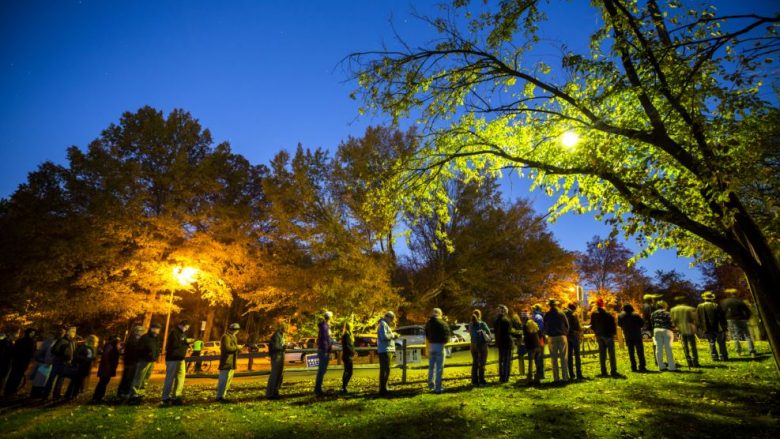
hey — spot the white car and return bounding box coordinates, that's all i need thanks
[450,323,471,343]
[395,325,457,356]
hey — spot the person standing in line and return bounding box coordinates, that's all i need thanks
[670,296,700,367]
[44,325,77,400]
[0,331,13,391]
[215,323,240,403]
[494,305,516,383]
[91,335,120,403]
[117,324,143,399]
[128,323,162,405]
[618,304,647,372]
[721,289,756,357]
[377,311,398,396]
[65,334,98,400]
[531,304,546,380]
[642,294,660,364]
[191,336,203,373]
[4,328,37,397]
[523,318,542,384]
[510,311,525,377]
[161,320,192,406]
[267,321,287,399]
[543,299,570,383]
[425,308,451,394]
[340,321,355,394]
[29,329,61,399]
[468,309,491,387]
[651,301,677,371]
[314,311,333,397]
[697,291,729,361]
[564,303,583,380]
[590,299,620,377]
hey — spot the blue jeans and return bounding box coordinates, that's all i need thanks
[314,350,329,394]
[728,320,755,354]
[567,336,582,377]
[680,333,699,366]
[534,344,545,379]
[427,343,445,391]
[498,345,512,382]
[705,331,728,360]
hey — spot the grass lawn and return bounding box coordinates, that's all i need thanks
[2,341,778,438]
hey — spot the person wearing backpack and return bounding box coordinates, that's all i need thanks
[469,309,491,387]
[721,289,756,357]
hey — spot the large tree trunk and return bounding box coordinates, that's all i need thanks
[743,263,780,372]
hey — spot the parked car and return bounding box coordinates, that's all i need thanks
[242,342,268,353]
[354,333,377,356]
[395,325,457,357]
[449,323,471,343]
[202,340,220,355]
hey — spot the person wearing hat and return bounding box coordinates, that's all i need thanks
[495,305,518,383]
[720,289,756,357]
[543,299,570,382]
[128,322,162,404]
[697,291,728,361]
[670,296,700,367]
[618,304,647,372]
[425,308,451,393]
[267,321,287,399]
[314,310,334,396]
[377,311,398,395]
[162,320,193,405]
[564,303,584,379]
[91,334,120,403]
[590,298,620,377]
[216,323,240,402]
[530,304,546,380]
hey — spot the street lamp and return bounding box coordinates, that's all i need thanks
[161,266,198,361]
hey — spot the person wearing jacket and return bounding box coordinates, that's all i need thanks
[425,308,451,393]
[65,334,98,400]
[267,322,287,399]
[671,296,700,367]
[44,325,77,400]
[162,320,192,405]
[128,323,162,404]
[564,303,583,380]
[4,327,37,397]
[721,289,756,357]
[29,330,61,398]
[91,335,120,403]
[314,311,333,397]
[651,301,677,371]
[697,291,728,361]
[216,323,240,403]
[469,309,491,387]
[618,304,647,372]
[494,305,518,383]
[511,311,526,377]
[590,299,620,377]
[524,318,543,384]
[377,311,398,396]
[543,299,570,382]
[531,304,546,380]
[117,324,143,398]
[340,321,355,394]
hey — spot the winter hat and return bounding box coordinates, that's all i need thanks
[701,291,716,300]
[596,298,605,308]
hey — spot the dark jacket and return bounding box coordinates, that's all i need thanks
[97,341,120,378]
[697,300,727,333]
[590,308,617,338]
[543,308,570,337]
[425,317,452,344]
[269,330,286,355]
[523,323,541,350]
[618,308,644,341]
[166,326,190,362]
[123,334,142,366]
[564,309,581,339]
[137,332,162,362]
[317,320,332,352]
[72,344,95,378]
[721,297,751,321]
[51,336,76,365]
[494,315,517,348]
[10,335,36,371]
[341,332,355,357]
[218,332,239,370]
[651,309,673,330]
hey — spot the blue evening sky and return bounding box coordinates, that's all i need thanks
[2,1,776,285]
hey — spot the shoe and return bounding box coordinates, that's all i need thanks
[171,398,184,406]
[127,397,141,406]
[315,391,324,397]
[434,389,444,395]
[218,398,233,404]
[340,388,348,394]
[160,399,171,407]
[599,373,609,378]
[637,368,648,373]
[576,375,585,380]
[267,394,280,400]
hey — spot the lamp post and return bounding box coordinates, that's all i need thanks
[161,266,198,362]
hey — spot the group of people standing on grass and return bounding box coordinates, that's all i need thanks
[0,288,760,406]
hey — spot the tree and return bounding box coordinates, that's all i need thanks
[650,269,700,305]
[350,1,780,365]
[700,260,750,299]
[578,235,649,305]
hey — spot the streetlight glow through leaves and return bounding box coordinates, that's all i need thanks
[173,266,198,287]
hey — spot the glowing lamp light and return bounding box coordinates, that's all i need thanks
[173,266,198,287]
[561,131,580,149]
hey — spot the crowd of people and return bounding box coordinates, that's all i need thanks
[0,289,761,406]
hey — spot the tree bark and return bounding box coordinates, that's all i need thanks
[744,265,780,372]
